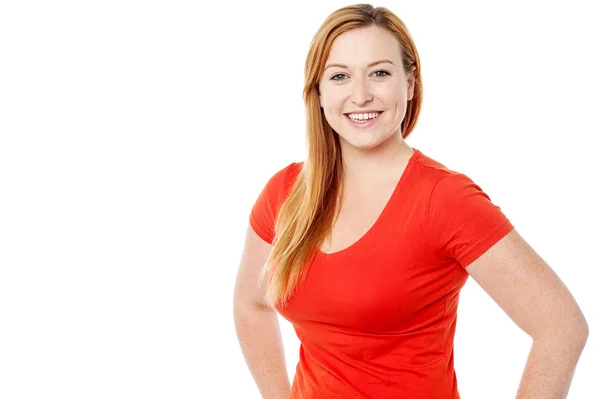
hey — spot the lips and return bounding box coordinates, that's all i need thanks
[344,111,382,123]
[344,111,383,128]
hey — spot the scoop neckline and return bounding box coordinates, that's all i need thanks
[315,147,420,259]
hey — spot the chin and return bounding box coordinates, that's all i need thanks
[342,132,387,145]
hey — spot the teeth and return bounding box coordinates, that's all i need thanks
[348,112,380,121]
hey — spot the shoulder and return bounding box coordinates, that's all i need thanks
[256,160,303,203]
[410,148,469,192]
[271,161,302,188]
[409,149,501,215]
[249,160,303,243]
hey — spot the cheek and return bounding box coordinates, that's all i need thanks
[321,98,341,117]
[325,107,340,124]
[379,84,403,102]
[320,89,344,112]
[326,102,341,112]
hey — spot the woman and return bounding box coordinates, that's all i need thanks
[233,4,588,398]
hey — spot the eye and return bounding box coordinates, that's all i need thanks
[372,70,391,77]
[330,73,347,81]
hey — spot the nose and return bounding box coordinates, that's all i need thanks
[350,77,373,106]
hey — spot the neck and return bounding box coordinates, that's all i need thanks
[340,133,413,182]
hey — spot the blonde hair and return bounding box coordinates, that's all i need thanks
[260,4,423,308]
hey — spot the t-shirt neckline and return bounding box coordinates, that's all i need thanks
[316,147,420,258]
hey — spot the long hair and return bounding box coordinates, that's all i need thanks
[259,4,423,308]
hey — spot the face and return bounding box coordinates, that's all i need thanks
[318,25,416,150]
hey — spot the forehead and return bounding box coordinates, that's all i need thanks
[326,25,402,65]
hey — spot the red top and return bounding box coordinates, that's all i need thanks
[249,148,514,398]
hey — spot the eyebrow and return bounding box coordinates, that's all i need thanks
[324,59,395,71]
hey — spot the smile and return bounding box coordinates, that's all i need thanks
[344,111,382,127]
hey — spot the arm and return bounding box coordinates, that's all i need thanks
[233,224,291,399]
[465,229,588,399]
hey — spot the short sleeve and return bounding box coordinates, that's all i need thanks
[249,162,299,244]
[427,172,514,267]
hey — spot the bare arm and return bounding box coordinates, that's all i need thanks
[466,229,588,399]
[233,224,291,399]
[515,333,587,399]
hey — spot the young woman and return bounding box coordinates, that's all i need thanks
[233,4,588,398]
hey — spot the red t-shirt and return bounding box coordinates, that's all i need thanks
[249,148,514,398]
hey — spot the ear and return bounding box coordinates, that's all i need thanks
[407,65,417,101]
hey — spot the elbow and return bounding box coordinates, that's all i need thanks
[574,315,589,349]
[568,309,589,348]
[562,319,589,355]
[536,314,589,351]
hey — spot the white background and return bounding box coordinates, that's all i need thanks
[0,0,598,398]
